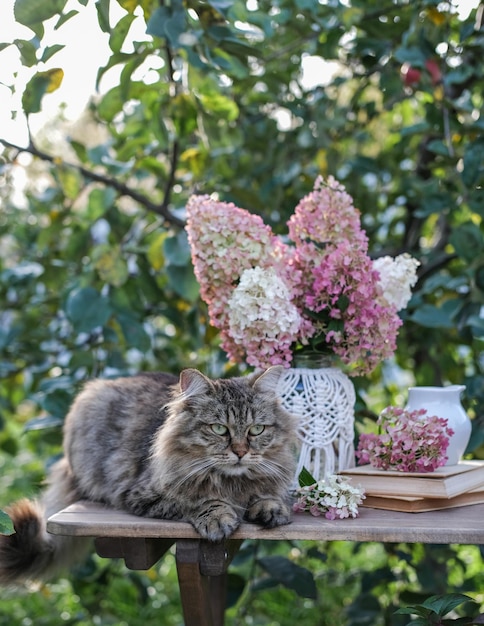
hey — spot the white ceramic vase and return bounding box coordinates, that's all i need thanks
[276,356,356,485]
[405,385,471,465]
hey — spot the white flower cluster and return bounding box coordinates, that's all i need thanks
[293,474,365,520]
[227,267,301,341]
[373,253,420,311]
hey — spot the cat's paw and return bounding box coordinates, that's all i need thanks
[246,498,291,529]
[193,503,240,542]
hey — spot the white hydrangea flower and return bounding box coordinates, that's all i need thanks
[373,253,420,311]
[227,266,301,340]
[294,474,365,519]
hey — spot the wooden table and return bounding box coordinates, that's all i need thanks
[47,501,484,626]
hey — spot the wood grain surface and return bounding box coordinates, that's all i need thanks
[47,500,484,544]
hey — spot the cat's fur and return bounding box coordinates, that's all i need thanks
[0,366,296,584]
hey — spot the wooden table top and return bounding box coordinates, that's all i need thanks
[47,500,484,545]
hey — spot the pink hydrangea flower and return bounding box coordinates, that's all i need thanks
[288,175,369,259]
[356,406,454,472]
[304,243,402,375]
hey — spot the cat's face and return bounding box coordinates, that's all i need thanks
[189,394,284,476]
[163,367,296,482]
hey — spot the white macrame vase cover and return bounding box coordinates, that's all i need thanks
[276,363,356,485]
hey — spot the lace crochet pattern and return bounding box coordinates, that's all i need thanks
[277,365,356,484]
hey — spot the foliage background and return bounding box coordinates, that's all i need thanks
[0,0,483,623]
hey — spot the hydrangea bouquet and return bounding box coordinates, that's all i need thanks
[185,176,419,375]
[293,473,366,520]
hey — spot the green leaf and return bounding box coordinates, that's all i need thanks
[445,65,475,85]
[206,0,233,15]
[199,91,239,121]
[169,93,198,137]
[87,187,116,220]
[116,0,138,12]
[147,232,167,271]
[109,12,136,53]
[69,140,88,163]
[119,50,152,99]
[469,190,484,217]
[40,43,65,63]
[22,73,50,113]
[14,0,68,29]
[298,467,317,488]
[395,607,425,615]
[39,376,75,393]
[97,85,124,122]
[426,139,450,157]
[65,287,112,333]
[414,192,449,217]
[163,231,192,267]
[116,312,151,352]
[400,122,431,136]
[410,303,456,329]
[95,52,132,90]
[257,556,317,599]
[450,222,484,262]
[22,68,64,114]
[92,244,129,287]
[166,265,199,302]
[146,6,172,39]
[394,45,426,66]
[56,166,82,199]
[164,9,187,46]
[462,140,484,188]
[14,38,39,67]
[96,0,111,33]
[0,511,14,536]
[54,9,79,29]
[421,593,471,616]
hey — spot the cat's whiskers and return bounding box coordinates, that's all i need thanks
[250,458,291,482]
[169,457,220,491]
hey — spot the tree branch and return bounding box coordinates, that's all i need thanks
[0,137,186,228]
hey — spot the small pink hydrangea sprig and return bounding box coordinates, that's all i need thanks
[293,468,365,520]
[356,406,454,473]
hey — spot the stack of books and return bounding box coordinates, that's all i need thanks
[340,460,484,513]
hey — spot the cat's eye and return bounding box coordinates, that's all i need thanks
[248,424,265,436]
[211,423,228,436]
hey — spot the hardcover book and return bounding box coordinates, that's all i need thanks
[340,461,484,499]
[361,487,484,513]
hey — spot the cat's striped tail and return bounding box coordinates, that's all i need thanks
[0,459,90,585]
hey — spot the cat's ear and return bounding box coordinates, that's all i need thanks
[179,369,213,397]
[251,366,284,393]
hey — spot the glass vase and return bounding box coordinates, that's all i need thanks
[276,353,356,486]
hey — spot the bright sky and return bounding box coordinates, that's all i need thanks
[0,0,481,146]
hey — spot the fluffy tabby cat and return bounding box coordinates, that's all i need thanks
[0,366,296,584]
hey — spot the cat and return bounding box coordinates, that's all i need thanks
[0,366,296,584]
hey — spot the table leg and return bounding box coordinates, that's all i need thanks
[175,539,242,626]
